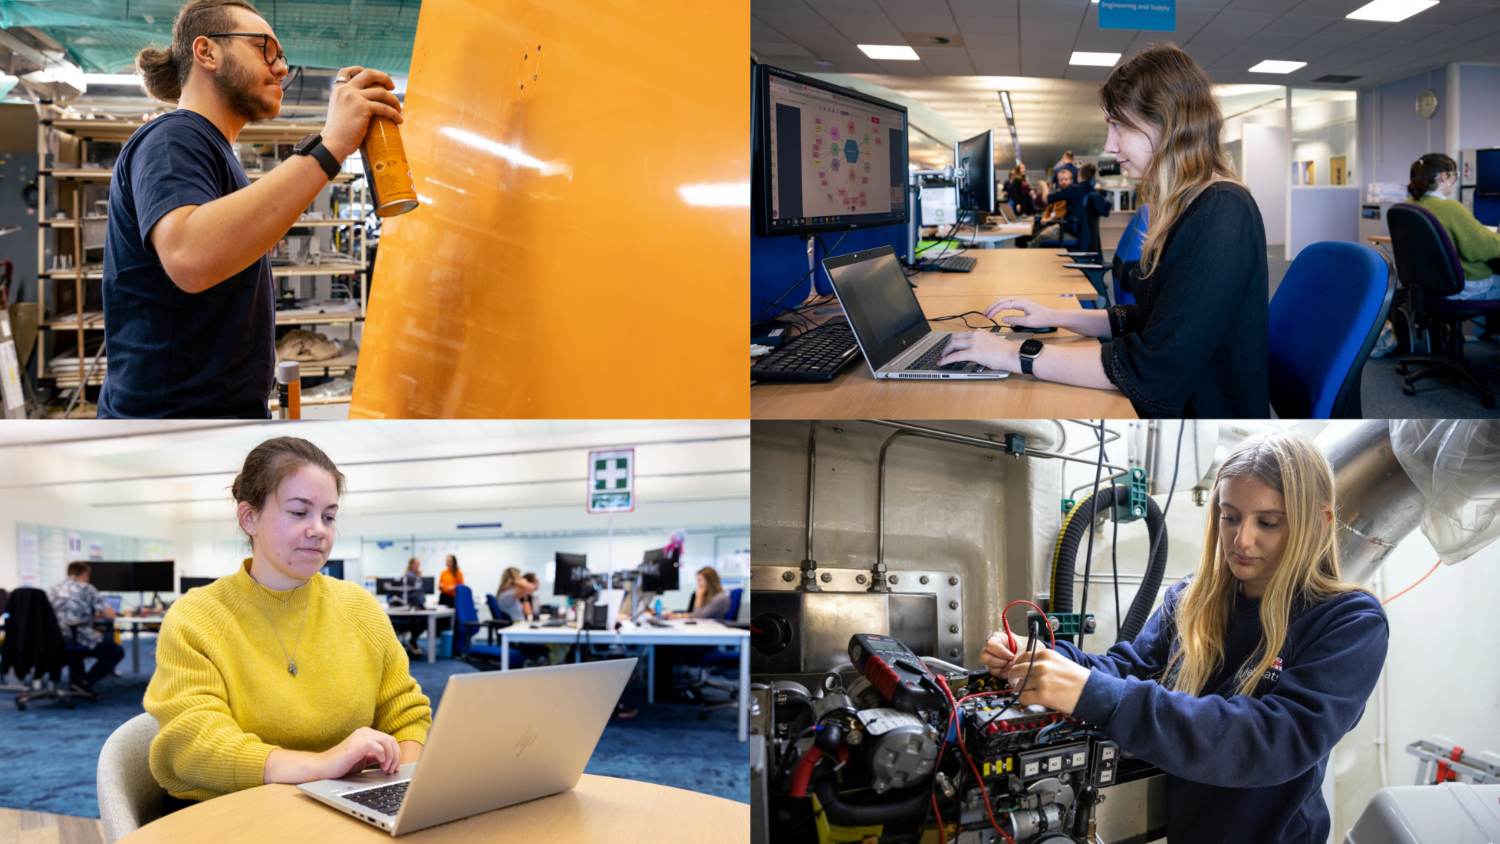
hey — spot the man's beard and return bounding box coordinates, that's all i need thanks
[213,52,280,123]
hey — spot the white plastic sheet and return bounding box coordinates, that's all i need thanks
[1389,420,1500,564]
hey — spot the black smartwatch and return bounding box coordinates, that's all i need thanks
[292,133,342,181]
[1018,338,1045,376]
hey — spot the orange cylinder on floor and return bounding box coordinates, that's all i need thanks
[350,0,748,418]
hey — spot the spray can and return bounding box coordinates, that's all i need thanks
[360,116,419,217]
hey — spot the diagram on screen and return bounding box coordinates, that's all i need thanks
[801,110,889,217]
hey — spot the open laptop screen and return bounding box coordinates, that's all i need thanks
[823,246,931,372]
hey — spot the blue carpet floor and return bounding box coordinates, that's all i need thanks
[0,635,748,818]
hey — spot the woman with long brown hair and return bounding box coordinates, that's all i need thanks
[979,433,1387,842]
[664,566,730,620]
[939,43,1269,417]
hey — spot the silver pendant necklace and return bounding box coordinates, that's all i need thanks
[248,569,312,677]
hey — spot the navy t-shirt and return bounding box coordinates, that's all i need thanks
[100,109,274,418]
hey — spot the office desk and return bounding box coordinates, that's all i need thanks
[384,608,455,664]
[500,620,751,742]
[753,249,1137,418]
[114,616,163,675]
[117,774,748,844]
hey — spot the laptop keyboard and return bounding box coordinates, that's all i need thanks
[931,255,976,272]
[343,781,409,816]
[907,336,987,373]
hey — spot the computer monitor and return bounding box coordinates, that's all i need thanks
[753,63,909,236]
[1097,158,1122,177]
[321,559,345,580]
[86,561,176,593]
[553,553,594,600]
[639,548,680,593]
[179,576,216,593]
[375,576,435,596]
[102,595,123,613]
[955,131,995,216]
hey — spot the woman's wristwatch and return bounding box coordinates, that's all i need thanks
[1019,338,1045,375]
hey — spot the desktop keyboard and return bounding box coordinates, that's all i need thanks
[907,335,988,374]
[751,321,860,382]
[344,780,409,816]
[931,255,976,273]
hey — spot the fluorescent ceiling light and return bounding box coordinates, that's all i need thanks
[1346,0,1439,22]
[998,90,1013,119]
[858,44,920,61]
[1249,60,1307,74]
[1070,51,1121,67]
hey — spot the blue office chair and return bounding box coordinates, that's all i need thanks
[1268,241,1394,418]
[1387,202,1500,409]
[1112,206,1149,306]
[685,588,746,720]
[450,585,524,667]
[484,593,513,627]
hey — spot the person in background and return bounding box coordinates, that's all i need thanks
[391,557,426,656]
[519,572,539,619]
[144,437,430,805]
[494,567,537,622]
[1052,149,1080,187]
[437,554,462,608]
[664,567,730,620]
[46,561,124,699]
[1003,165,1037,215]
[1408,153,1500,304]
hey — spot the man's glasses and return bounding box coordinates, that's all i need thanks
[206,32,287,70]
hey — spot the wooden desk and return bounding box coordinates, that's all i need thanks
[753,250,1136,419]
[118,775,747,844]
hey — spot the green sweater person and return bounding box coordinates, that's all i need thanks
[1410,153,1500,301]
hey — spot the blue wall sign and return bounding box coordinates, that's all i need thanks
[1099,0,1176,32]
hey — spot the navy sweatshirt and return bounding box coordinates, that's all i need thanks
[1052,579,1388,843]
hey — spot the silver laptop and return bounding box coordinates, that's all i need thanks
[995,203,1019,224]
[298,658,636,836]
[822,245,1008,381]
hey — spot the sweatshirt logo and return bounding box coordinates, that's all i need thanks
[1262,657,1284,685]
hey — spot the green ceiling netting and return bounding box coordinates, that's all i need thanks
[0,0,421,74]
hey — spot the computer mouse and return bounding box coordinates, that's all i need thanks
[685,620,698,625]
[1003,324,1059,334]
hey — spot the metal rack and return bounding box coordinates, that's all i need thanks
[32,102,369,411]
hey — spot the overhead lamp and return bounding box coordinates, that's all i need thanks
[1069,51,1121,67]
[857,44,920,61]
[1249,60,1307,74]
[1346,0,1439,23]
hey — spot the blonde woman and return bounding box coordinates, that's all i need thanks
[144,437,430,805]
[494,566,536,622]
[940,43,1269,418]
[980,433,1387,843]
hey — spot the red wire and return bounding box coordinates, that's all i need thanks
[1383,559,1443,606]
[934,676,1018,844]
[1000,598,1056,652]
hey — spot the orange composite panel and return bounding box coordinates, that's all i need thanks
[350,0,748,418]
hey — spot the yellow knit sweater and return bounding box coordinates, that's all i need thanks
[143,560,432,800]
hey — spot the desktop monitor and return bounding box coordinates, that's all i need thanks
[553,553,595,600]
[753,63,909,237]
[639,548,681,593]
[1097,158,1122,177]
[179,576,216,593]
[102,595,123,613]
[321,559,345,580]
[376,576,435,596]
[87,561,176,593]
[954,130,995,215]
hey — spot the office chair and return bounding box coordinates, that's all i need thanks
[452,585,526,668]
[1,587,89,709]
[684,588,744,720]
[1386,203,1500,409]
[1060,199,1137,306]
[97,712,166,843]
[1268,241,1394,418]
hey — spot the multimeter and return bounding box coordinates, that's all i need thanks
[848,633,944,710]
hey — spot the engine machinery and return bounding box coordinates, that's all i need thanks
[766,632,1125,844]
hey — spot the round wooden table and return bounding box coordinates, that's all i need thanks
[119,774,748,843]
